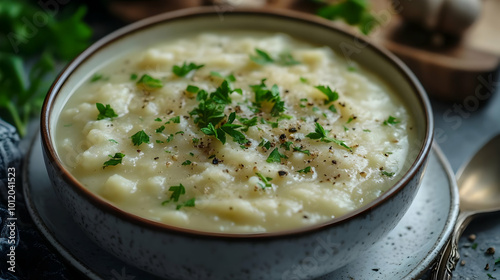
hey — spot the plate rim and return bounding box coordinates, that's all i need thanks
[22,135,459,279]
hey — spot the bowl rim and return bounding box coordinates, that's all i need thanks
[41,6,434,240]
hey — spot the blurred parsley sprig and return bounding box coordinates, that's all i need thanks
[313,0,378,35]
[0,0,92,137]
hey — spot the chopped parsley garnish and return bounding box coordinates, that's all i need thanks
[136,74,163,89]
[181,160,192,166]
[238,116,258,132]
[266,148,288,163]
[363,129,371,132]
[154,117,162,122]
[347,65,357,72]
[381,171,395,177]
[108,139,118,144]
[346,116,354,124]
[172,62,204,77]
[176,198,196,210]
[186,85,199,93]
[487,273,496,279]
[175,131,184,135]
[278,51,300,66]
[256,173,273,189]
[259,139,272,150]
[315,85,339,105]
[201,112,246,144]
[210,80,234,105]
[383,116,400,126]
[130,73,138,80]
[156,140,164,143]
[155,125,165,133]
[250,48,300,66]
[163,184,186,203]
[210,71,236,82]
[328,104,337,113]
[167,116,181,124]
[312,107,320,112]
[471,243,478,249]
[343,125,349,131]
[190,95,225,129]
[251,79,286,117]
[293,146,311,156]
[306,122,352,151]
[103,153,124,168]
[280,141,293,151]
[297,166,312,174]
[166,134,174,142]
[90,73,105,82]
[494,257,500,265]
[131,130,150,146]
[300,77,309,84]
[96,103,118,120]
[192,138,200,144]
[250,49,274,65]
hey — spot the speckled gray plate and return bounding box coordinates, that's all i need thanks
[23,135,459,280]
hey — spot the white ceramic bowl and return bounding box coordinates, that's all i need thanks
[41,7,433,280]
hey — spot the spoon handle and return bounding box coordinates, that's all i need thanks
[432,212,474,280]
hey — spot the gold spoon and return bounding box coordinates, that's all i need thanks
[433,134,500,279]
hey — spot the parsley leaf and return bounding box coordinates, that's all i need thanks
[315,85,339,105]
[278,51,300,66]
[172,62,204,77]
[176,198,196,210]
[166,134,174,142]
[108,139,118,144]
[297,166,312,174]
[163,184,186,203]
[306,122,352,151]
[250,49,274,65]
[189,97,225,128]
[266,148,288,163]
[181,160,192,166]
[259,139,272,150]
[210,71,236,82]
[167,116,181,124]
[381,171,395,177]
[293,146,311,156]
[383,116,400,126]
[156,125,165,133]
[130,73,138,80]
[96,103,118,120]
[154,117,162,122]
[210,80,233,105]
[186,85,199,93]
[238,116,258,132]
[328,104,337,113]
[90,73,106,82]
[300,77,309,84]
[256,173,273,189]
[131,130,150,146]
[316,0,378,35]
[487,273,496,279]
[251,79,286,117]
[280,141,293,151]
[136,74,163,89]
[102,153,125,168]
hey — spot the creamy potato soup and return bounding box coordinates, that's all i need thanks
[57,32,415,233]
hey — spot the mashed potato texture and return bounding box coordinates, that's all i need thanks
[57,32,415,233]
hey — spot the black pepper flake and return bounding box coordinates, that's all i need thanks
[279,134,286,140]
[303,215,309,219]
[154,157,159,160]
[137,150,141,153]
[212,157,219,165]
[485,263,490,270]
[332,160,337,164]
[372,268,379,272]
[486,247,495,254]
[278,171,288,177]
[289,127,297,133]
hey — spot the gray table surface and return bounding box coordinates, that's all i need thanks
[430,71,500,279]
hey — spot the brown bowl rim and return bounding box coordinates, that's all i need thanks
[41,6,434,240]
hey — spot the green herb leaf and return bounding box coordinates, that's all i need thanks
[186,85,199,93]
[176,198,196,210]
[238,116,258,132]
[266,148,288,163]
[300,77,309,84]
[156,125,165,133]
[210,71,236,82]
[90,73,106,83]
[131,130,150,146]
[259,139,272,150]
[156,140,164,143]
[278,51,300,66]
[316,0,378,35]
[315,85,339,105]
[130,73,138,80]
[383,116,400,126]
[103,153,124,168]
[192,138,200,144]
[251,79,286,117]
[293,146,311,156]
[164,184,186,203]
[136,74,163,89]
[487,273,496,279]
[250,49,274,65]
[167,116,181,124]
[181,160,192,166]
[328,104,337,113]
[108,139,118,144]
[166,134,174,142]
[256,173,273,189]
[306,122,352,151]
[172,62,204,77]
[297,166,312,174]
[471,243,478,250]
[381,171,395,177]
[154,117,162,122]
[280,141,293,151]
[96,103,118,120]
